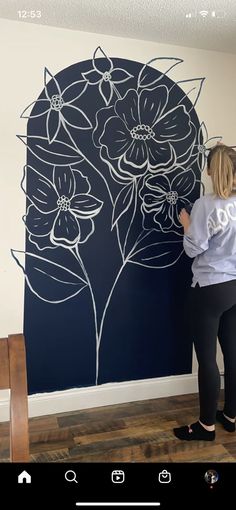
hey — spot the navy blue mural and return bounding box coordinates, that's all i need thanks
[12,48,222,393]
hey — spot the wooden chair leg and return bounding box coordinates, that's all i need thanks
[8,334,29,462]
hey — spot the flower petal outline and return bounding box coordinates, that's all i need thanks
[44,67,61,99]
[93,46,113,74]
[21,99,50,119]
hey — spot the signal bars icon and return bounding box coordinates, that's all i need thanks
[186,12,197,18]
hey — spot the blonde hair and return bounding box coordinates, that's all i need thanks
[207,144,236,199]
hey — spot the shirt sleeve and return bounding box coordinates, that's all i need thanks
[183,198,214,258]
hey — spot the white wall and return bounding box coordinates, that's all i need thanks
[0,19,235,414]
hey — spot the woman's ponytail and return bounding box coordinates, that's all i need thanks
[207,145,236,199]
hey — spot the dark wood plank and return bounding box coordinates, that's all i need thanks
[221,439,236,458]
[56,397,176,427]
[30,449,70,463]
[0,389,233,463]
[29,428,74,454]
[0,422,10,437]
[29,415,58,433]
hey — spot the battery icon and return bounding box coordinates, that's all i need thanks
[212,11,226,18]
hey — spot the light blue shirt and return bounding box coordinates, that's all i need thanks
[183,193,236,287]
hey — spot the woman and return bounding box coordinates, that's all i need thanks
[174,143,236,441]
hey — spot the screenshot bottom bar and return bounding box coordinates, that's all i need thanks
[76,504,161,507]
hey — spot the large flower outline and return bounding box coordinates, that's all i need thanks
[82,46,133,106]
[93,87,192,180]
[140,167,196,234]
[22,165,103,249]
[21,68,92,143]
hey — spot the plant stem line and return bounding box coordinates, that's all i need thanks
[71,246,100,384]
[126,229,154,259]
[112,84,122,100]
[96,259,127,384]
[63,122,114,206]
[123,179,138,257]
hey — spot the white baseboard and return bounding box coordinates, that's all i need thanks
[0,373,203,423]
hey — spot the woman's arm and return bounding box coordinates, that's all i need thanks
[179,199,213,258]
[179,208,191,234]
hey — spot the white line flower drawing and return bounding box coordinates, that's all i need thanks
[140,168,196,234]
[22,165,103,249]
[82,46,133,105]
[93,87,192,179]
[21,68,91,143]
[14,49,217,386]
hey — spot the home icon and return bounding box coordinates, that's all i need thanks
[18,471,31,484]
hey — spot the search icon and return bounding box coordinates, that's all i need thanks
[65,470,78,483]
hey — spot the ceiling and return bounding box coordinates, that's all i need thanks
[1,0,236,54]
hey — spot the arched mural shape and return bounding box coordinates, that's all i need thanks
[12,47,222,392]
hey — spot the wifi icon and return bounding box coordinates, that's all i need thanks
[199,10,209,17]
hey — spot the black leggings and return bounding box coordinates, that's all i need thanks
[187,279,236,425]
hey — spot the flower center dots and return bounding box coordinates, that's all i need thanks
[166,191,178,205]
[198,144,206,154]
[130,124,155,141]
[57,195,71,211]
[103,71,112,82]
[51,94,64,111]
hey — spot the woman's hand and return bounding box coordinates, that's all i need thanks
[179,208,191,233]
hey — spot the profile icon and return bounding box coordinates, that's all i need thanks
[204,470,219,485]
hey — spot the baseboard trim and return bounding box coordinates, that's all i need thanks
[0,373,205,422]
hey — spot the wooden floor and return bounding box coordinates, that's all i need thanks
[0,391,235,462]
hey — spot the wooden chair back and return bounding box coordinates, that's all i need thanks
[0,334,29,462]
